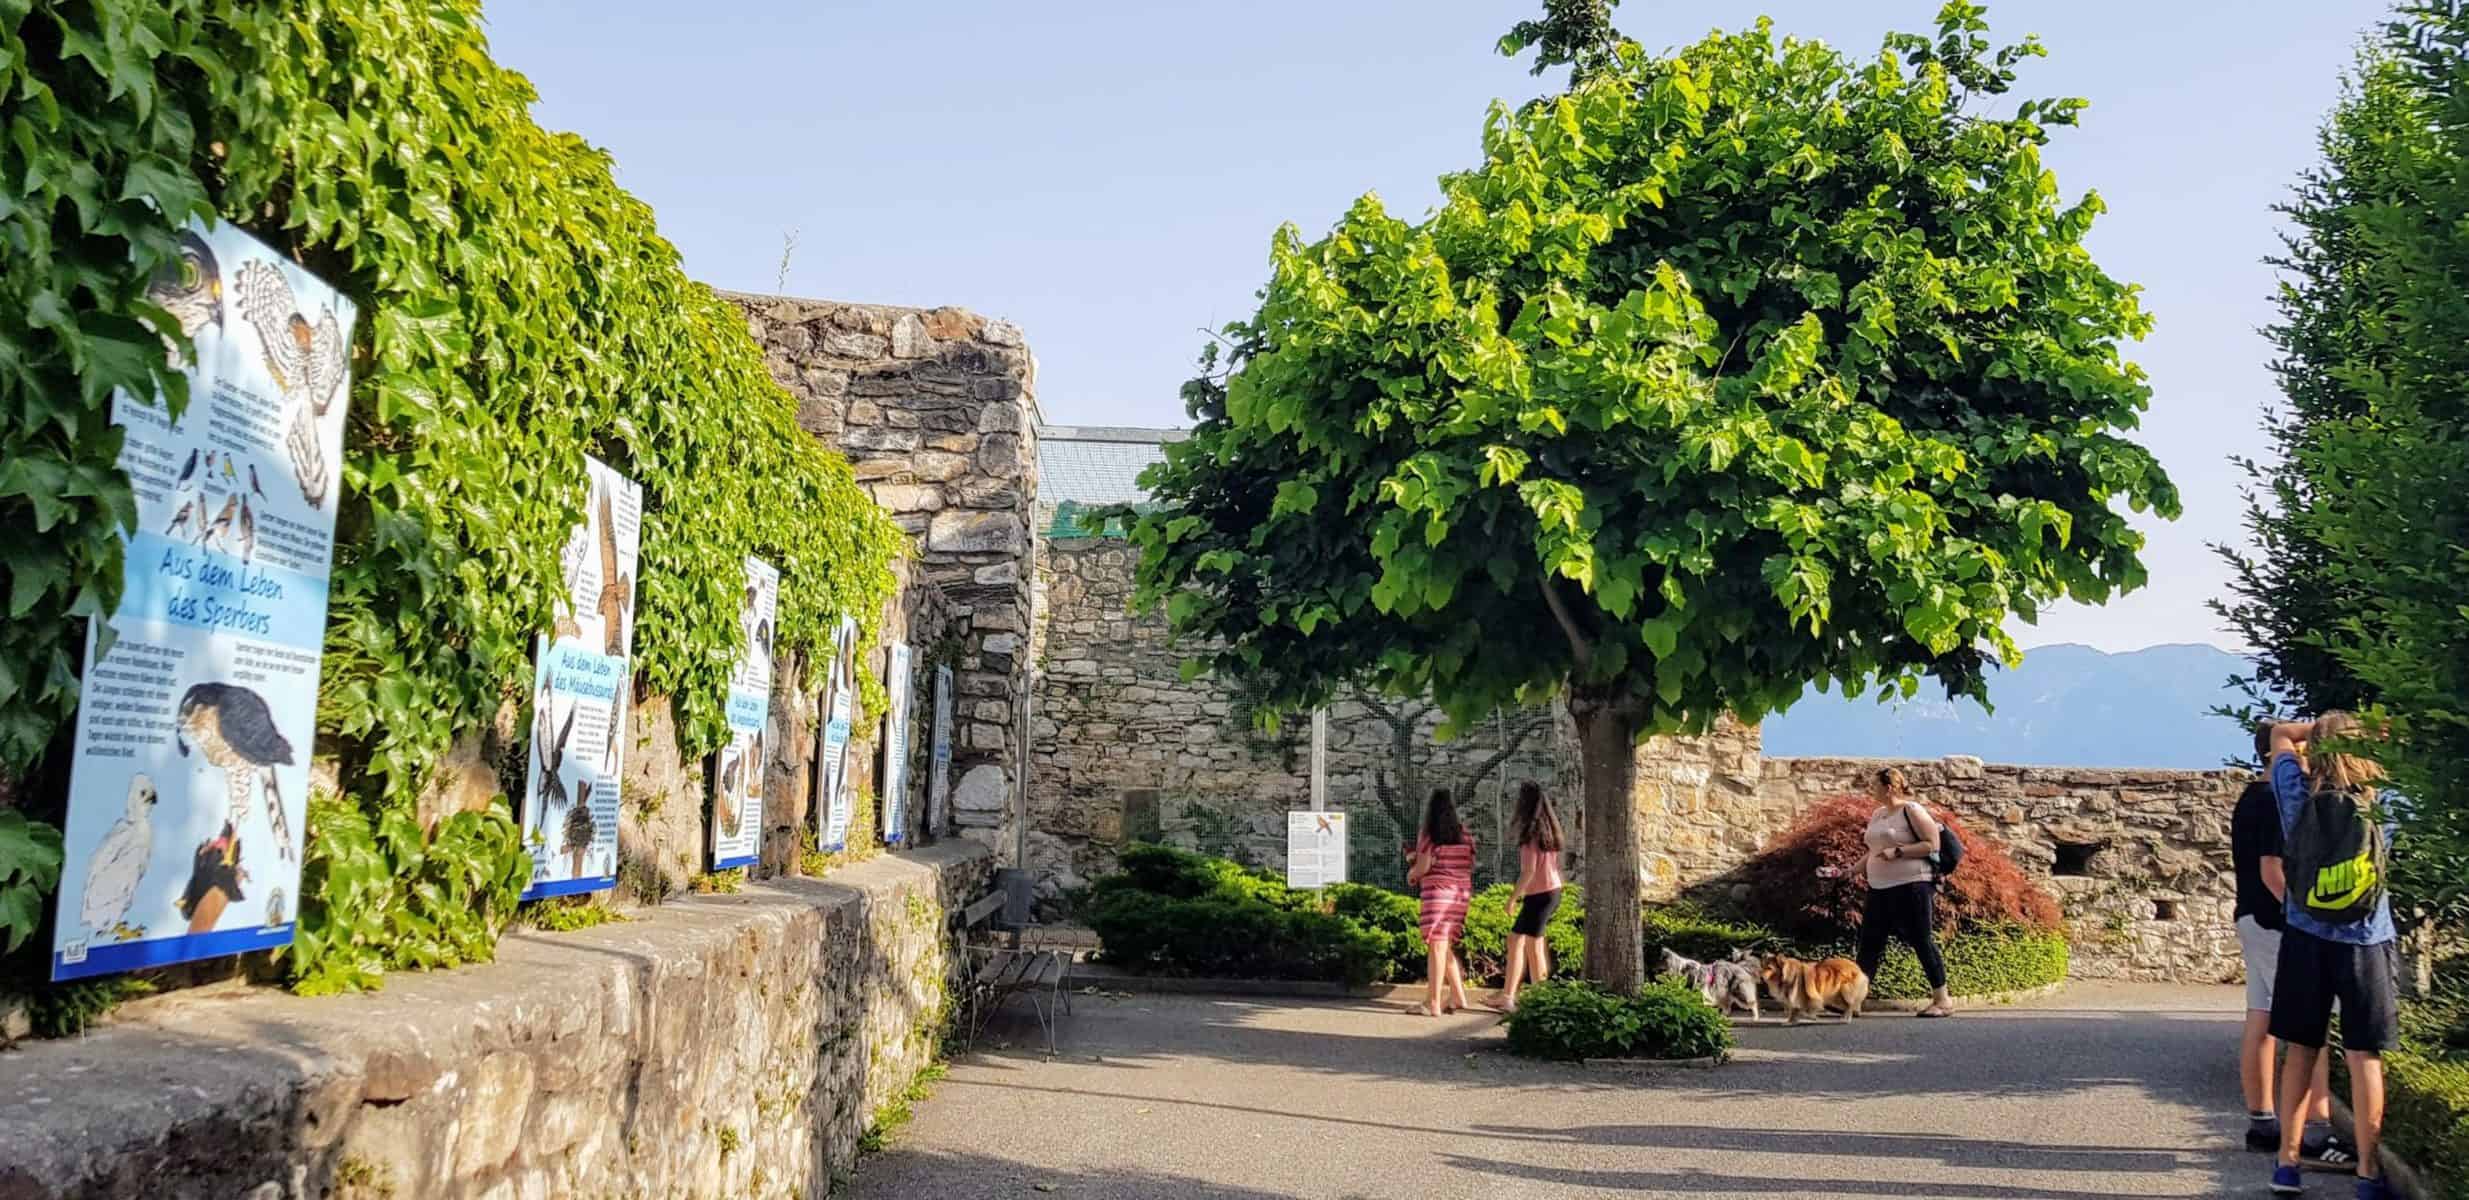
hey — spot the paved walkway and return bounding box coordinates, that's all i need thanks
[856,982,2285,1199]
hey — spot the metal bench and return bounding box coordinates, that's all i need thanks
[955,884,1071,1055]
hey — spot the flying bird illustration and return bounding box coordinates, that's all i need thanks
[80,774,159,942]
[533,684,577,814]
[145,229,224,365]
[248,464,265,499]
[200,493,240,553]
[236,496,257,564]
[166,499,197,540]
[563,779,597,878]
[232,259,348,510]
[593,484,632,658]
[173,683,295,858]
[176,448,201,487]
[176,821,247,934]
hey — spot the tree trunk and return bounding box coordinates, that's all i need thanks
[1572,690,1644,992]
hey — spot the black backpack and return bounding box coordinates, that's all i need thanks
[2286,785,2388,925]
[1904,805,1965,880]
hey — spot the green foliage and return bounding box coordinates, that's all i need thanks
[1838,923,2068,999]
[1498,0,1629,83]
[518,895,626,933]
[1082,846,1400,987]
[801,786,885,876]
[0,0,902,986]
[2380,1046,2469,1200]
[1641,904,1774,966]
[287,791,532,995]
[1502,977,1734,1062]
[1326,881,1430,980]
[1127,3,2175,748]
[2222,4,2469,935]
[1462,882,1586,980]
[0,810,64,954]
[690,868,747,894]
[24,975,154,1038]
[859,1062,948,1155]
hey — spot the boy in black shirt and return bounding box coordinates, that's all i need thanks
[2231,723,2345,1162]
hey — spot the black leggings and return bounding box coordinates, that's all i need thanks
[1857,881,1948,991]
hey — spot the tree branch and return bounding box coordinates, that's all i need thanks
[1540,569,1596,672]
[1455,707,1553,802]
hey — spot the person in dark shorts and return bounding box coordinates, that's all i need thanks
[1489,781,1564,1013]
[2231,723,2342,1160]
[2260,714,2398,1200]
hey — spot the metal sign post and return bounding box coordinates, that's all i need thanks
[1310,707,1328,812]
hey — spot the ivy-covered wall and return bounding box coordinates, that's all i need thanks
[0,1,906,997]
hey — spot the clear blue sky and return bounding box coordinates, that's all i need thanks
[486,0,2386,654]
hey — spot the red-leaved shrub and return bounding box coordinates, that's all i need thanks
[1736,794,2062,941]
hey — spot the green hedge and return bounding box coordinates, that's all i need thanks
[1643,905,1774,966]
[1839,925,2070,1000]
[1,0,903,993]
[1462,883,1586,981]
[1503,978,1735,1062]
[1082,846,1398,987]
[2380,1048,2469,1199]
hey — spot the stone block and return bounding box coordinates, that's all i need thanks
[869,484,945,514]
[925,432,981,454]
[953,764,1008,814]
[977,401,1022,432]
[454,1052,538,1175]
[891,313,934,359]
[965,722,1009,751]
[822,330,889,359]
[922,307,982,340]
[973,561,1019,587]
[913,450,971,482]
[927,511,1026,556]
[979,633,1020,656]
[977,433,1027,477]
[843,426,919,454]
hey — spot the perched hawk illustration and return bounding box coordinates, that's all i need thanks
[176,821,247,934]
[80,774,158,942]
[232,259,348,510]
[145,230,223,366]
[173,682,295,861]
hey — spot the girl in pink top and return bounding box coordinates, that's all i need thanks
[1407,788,1476,1017]
[1493,781,1565,1013]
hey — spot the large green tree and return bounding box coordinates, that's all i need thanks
[2260,3,2469,932]
[1128,4,2176,989]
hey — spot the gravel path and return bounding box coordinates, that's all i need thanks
[854,981,2289,1199]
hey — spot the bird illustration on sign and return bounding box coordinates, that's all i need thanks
[145,229,224,370]
[80,775,159,943]
[173,682,297,862]
[232,258,349,511]
[176,821,247,935]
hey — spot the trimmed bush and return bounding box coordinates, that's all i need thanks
[2380,1047,2469,1199]
[1503,978,1735,1063]
[1840,924,2070,1000]
[1735,795,2063,942]
[1326,882,1428,981]
[1081,845,1396,987]
[1461,884,1586,982]
[1643,905,1775,967]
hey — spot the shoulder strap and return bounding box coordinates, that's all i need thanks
[1901,802,1926,843]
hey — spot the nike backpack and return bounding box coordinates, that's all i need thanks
[2285,786,2388,925]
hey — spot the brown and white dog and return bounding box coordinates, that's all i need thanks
[1758,953,1871,1024]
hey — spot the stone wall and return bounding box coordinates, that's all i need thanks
[1755,755,2244,981]
[730,291,1039,860]
[0,841,992,1200]
[1028,537,1560,901]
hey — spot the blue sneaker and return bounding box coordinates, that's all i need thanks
[2270,1162,2304,1194]
[2355,1176,2397,1200]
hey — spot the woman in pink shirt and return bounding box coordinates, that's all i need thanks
[1407,788,1477,1017]
[1492,780,1565,1013]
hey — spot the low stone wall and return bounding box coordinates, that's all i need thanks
[0,840,992,1200]
[1755,756,2244,982]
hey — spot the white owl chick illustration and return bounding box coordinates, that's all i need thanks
[81,774,160,942]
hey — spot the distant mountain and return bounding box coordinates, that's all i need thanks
[1758,643,2251,770]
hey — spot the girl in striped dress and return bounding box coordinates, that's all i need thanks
[1408,788,1476,1017]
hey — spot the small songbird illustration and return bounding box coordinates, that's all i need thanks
[176,448,201,487]
[200,493,240,553]
[236,497,257,564]
[145,229,223,366]
[263,886,288,930]
[173,683,295,860]
[563,779,597,879]
[80,774,158,942]
[176,821,247,935]
[248,464,265,499]
[220,456,237,485]
[233,260,349,510]
[166,499,197,540]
